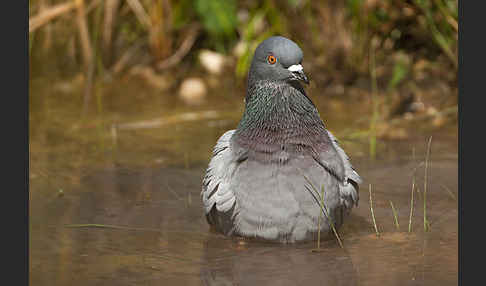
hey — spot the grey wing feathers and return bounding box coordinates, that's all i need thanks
[201,130,237,215]
[327,130,362,208]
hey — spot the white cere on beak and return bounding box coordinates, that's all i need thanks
[287,64,303,72]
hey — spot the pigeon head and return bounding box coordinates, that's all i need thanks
[248,36,309,85]
[235,36,326,153]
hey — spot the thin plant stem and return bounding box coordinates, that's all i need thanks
[440,183,456,201]
[424,136,432,232]
[369,184,380,236]
[64,224,209,238]
[408,176,415,233]
[302,174,344,248]
[65,223,161,232]
[390,200,400,230]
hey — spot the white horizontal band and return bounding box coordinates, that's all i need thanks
[287,64,303,72]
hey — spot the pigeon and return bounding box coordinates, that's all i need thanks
[201,36,361,243]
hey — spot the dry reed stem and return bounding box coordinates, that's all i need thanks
[149,0,173,61]
[38,0,52,52]
[102,0,120,63]
[126,0,151,28]
[29,0,102,34]
[112,40,146,74]
[74,0,95,115]
[156,25,200,70]
[75,0,93,71]
[29,1,76,33]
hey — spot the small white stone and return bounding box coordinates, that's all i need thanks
[410,101,425,112]
[179,77,207,105]
[199,50,226,75]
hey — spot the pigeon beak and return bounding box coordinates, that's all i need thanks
[288,64,309,85]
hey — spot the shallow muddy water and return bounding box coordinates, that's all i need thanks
[29,77,458,286]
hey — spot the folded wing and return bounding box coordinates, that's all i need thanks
[201,130,238,226]
[326,130,362,208]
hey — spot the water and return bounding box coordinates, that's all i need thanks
[29,76,458,285]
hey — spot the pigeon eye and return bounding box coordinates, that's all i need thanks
[267,55,277,65]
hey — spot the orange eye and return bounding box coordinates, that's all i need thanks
[267,55,277,64]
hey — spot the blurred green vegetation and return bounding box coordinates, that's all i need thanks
[29,0,458,87]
